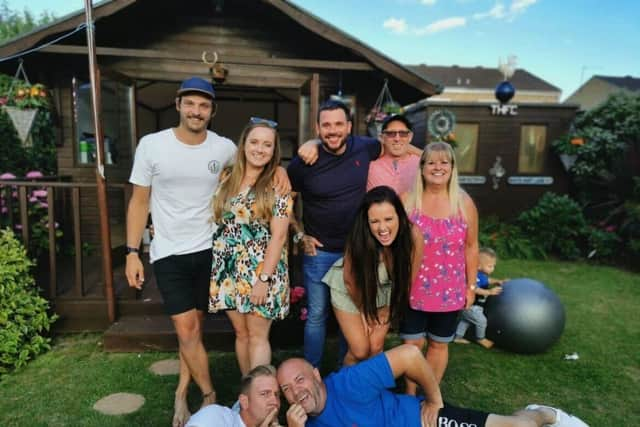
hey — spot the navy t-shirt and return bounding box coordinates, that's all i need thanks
[287,136,381,252]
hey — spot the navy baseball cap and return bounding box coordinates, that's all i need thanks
[381,114,413,132]
[176,77,215,99]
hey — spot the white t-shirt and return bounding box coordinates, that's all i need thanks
[129,128,236,262]
[186,404,247,427]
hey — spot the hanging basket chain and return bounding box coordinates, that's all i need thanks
[7,59,31,105]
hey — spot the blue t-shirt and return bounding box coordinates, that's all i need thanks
[308,353,422,427]
[287,136,380,252]
[475,271,490,306]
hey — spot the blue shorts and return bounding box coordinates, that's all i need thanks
[399,307,460,342]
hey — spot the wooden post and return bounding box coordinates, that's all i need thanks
[18,186,28,247]
[72,188,84,297]
[46,187,57,299]
[84,0,115,323]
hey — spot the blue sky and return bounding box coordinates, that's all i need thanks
[5,0,639,100]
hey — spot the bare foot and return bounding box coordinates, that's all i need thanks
[173,396,191,427]
[477,338,494,349]
[201,390,217,408]
[454,337,471,344]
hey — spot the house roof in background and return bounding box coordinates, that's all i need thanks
[408,64,561,92]
[595,75,640,92]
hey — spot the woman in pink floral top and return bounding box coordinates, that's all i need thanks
[400,141,479,393]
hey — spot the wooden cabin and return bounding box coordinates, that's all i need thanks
[405,101,578,219]
[0,0,439,346]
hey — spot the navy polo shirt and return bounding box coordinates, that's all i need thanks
[288,135,381,252]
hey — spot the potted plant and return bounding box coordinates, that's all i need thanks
[551,134,585,171]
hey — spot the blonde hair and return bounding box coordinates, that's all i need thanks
[212,123,281,223]
[405,141,467,220]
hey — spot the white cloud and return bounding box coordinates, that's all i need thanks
[510,0,537,14]
[473,0,537,21]
[420,0,437,5]
[415,16,466,35]
[383,17,408,34]
[473,3,505,20]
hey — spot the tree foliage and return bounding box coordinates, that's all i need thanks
[562,93,640,265]
[0,0,56,42]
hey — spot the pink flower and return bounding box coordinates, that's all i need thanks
[1,172,16,179]
[39,202,49,209]
[29,197,39,203]
[300,308,308,321]
[605,225,616,232]
[31,189,48,198]
[290,286,305,304]
[26,171,44,178]
[1,207,7,213]
[15,224,22,230]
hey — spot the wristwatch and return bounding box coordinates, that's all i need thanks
[258,273,272,283]
[125,246,140,256]
[293,231,305,244]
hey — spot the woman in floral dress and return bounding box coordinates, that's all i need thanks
[401,141,479,392]
[209,117,292,375]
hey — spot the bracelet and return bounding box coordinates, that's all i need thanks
[467,285,477,291]
[293,231,305,244]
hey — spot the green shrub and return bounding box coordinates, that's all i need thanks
[517,192,588,260]
[585,226,621,261]
[479,216,546,260]
[0,228,57,378]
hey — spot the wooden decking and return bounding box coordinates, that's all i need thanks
[51,253,307,352]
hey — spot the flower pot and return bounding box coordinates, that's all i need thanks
[559,154,577,171]
[2,106,38,146]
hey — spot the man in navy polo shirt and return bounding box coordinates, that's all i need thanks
[287,100,381,367]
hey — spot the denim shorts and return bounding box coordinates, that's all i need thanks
[399,306,461,342]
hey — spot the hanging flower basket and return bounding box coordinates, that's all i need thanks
[365,80,403,137]
[551,134,585,171]
[2,106,38,147]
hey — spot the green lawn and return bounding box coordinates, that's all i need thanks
[0,259,638,426]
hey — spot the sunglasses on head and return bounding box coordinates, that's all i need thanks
[250,117,278,128]
[381,130,411,137]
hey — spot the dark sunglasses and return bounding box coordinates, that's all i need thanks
[250,117,278,128]
[381,130,411,137]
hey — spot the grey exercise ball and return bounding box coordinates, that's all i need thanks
[484,278,565,354]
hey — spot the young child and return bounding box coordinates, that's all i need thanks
[454,247,506,348]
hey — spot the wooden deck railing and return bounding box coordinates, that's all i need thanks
[0,178,130,307]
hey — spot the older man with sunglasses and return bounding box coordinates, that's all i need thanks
[367,114,421,195]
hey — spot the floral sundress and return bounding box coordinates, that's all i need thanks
[208,188,293,319]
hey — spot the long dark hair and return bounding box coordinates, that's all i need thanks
[344,186,414,323]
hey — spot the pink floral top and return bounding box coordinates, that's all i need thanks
[410,211,468,312]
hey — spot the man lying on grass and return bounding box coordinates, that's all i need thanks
[186,365,281,427]
[277,344,588,427]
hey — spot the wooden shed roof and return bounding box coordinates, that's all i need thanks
[0,0,442,96]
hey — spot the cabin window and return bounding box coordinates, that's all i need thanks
[453,123,479,173]
[518,125,547,173]
[72,77,133,166]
